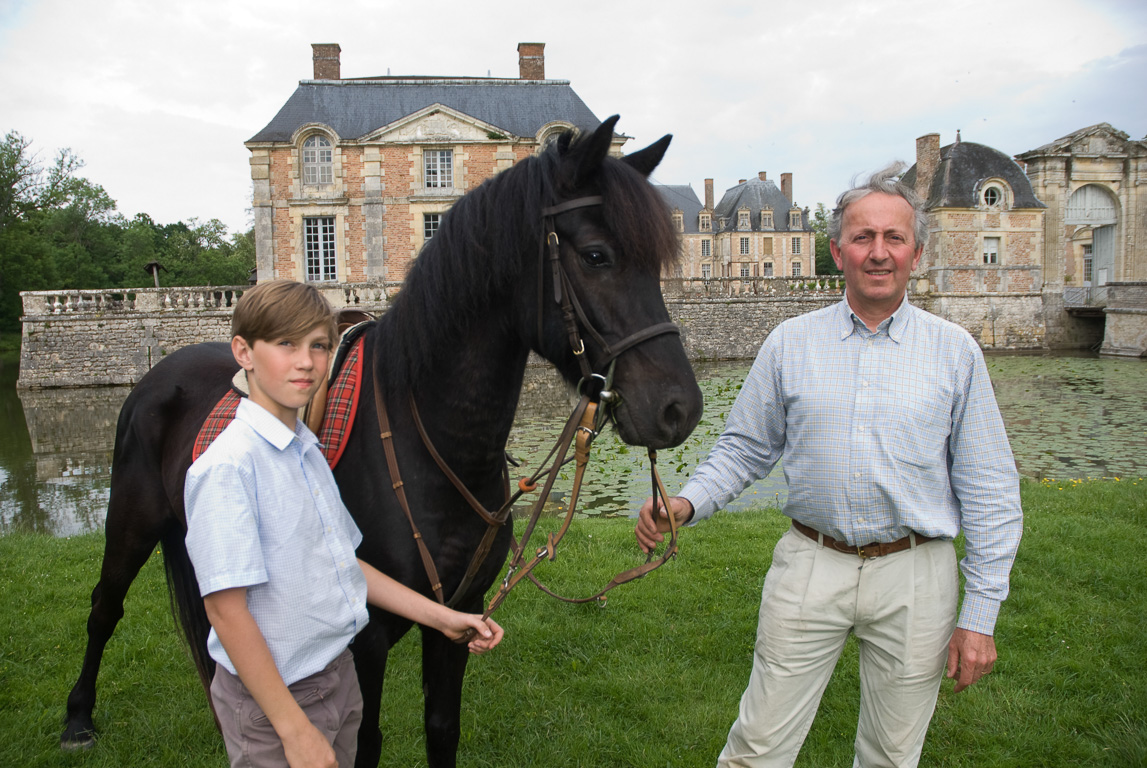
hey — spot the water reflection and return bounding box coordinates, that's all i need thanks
[2,352,1145,536]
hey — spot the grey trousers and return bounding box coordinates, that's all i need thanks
[210,648,363,768]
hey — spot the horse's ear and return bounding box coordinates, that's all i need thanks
[622,134,672,178]
[562,115,620,188]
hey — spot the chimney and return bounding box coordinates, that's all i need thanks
[758,171,767,181]
[518,42,545,80]
[781,173,792,203]
[739,179,747,185]
[704,179,714,209]
[915,133,940,202]
[312,43,341,80]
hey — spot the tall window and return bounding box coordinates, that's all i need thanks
[699,213,711,232]
[761,210,773,229]
[983,237,1000,265]
[424,213,441,241]
[740,264,751,278]
[302,136,333,185]
[304,217,336,282]
[424,149,453,188]
[701,239,711,258]
[762,261,774,277]
[791,261,802,277]
[762,238,773,256]
[1083,244,1093,283]
[790,211,802,228]
[792,237,801,255]
[701,263,711,279]
[739,237,750,255]
[738,210,751,230]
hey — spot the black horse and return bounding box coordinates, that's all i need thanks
[61,116,703,767]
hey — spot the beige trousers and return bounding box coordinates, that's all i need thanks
[717,526,958,768]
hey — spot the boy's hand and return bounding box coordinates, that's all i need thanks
[282,720,338,768]
[442,614,504,654]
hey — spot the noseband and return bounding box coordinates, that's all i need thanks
[538,195,681,389]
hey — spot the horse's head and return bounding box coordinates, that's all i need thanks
[536,116,702,449]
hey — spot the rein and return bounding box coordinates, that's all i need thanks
[374,193,684,637]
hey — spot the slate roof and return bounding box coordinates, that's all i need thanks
[247,79,602,143]
[656,184,704,234]
[902,140,1045,210]
[712,178,806,233]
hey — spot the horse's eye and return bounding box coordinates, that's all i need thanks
[580,249,611,268]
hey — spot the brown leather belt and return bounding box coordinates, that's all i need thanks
[792,520,934,559]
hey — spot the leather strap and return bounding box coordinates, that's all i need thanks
[792,520,934,559]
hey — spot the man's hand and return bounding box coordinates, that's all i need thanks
[946,627,997,693]
[635,496,694,554]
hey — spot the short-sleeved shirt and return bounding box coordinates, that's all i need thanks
[185,397,369,685]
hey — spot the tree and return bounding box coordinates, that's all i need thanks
[811,202,840,276]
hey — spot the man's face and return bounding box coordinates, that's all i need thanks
[830,193,923,327]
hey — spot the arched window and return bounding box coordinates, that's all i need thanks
[1066,185,1117,225]
[302,135,333,185]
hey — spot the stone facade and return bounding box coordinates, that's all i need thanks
[903,133,1047,349]
[658,174,815,281]
[247,43,612,285]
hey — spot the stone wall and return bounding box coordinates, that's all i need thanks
[1100,282,1147,357]
[18,284,390,389]
[21,276,1079,388]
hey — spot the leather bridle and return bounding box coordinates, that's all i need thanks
[373,194,684,635]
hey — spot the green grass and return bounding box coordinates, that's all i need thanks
[2,478,1144,767]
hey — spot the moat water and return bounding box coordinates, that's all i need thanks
[2,351,1145,536]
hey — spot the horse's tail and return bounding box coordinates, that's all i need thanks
[159,525,216,698]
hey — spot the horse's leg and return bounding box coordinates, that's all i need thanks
[61,491,169,749]
[420,626,472,768]
[350,620,392,768]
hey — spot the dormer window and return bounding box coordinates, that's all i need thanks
[302,135,333,185]
[760,210,773,229]
[672,211,684,232]
[699,213,711,232]
[738,208,751,230]
[981,182,1008,209]
[789,211,802,229]
[424,149,453,188]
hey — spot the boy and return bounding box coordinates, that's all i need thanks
[185,280,502,768]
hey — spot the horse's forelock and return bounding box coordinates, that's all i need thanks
[597,157,679,275]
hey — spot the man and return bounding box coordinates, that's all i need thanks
[636,163,1022,767]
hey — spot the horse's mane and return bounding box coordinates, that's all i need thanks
[380,129,678,392]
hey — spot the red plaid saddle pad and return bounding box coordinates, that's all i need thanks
[191,336,365,469]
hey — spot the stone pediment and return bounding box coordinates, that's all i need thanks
[362,106,512,144]
[1020,123,1131,159]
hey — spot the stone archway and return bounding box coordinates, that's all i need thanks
[1066,184,1119,286]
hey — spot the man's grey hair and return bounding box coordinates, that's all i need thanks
[828,161,929,250]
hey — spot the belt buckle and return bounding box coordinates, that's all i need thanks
[856,545,870,559]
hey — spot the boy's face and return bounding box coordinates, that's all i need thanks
[231,325,332,428]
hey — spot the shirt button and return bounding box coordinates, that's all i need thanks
[854,472,861,479]
[857,424,865,432]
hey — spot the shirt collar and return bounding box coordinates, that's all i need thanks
[836,293,913,342]
[235,397,316,452]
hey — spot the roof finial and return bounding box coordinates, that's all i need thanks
[956,129,962,143]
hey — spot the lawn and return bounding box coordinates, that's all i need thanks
[1,478,1144,767]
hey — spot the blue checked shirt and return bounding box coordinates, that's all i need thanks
[185,397,369,685]
[681,297,1022,635]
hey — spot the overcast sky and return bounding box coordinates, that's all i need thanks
[3,0,1145,234]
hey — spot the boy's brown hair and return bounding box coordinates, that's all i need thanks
[231,280,336,345]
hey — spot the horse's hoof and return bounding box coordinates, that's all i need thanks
[61,727,96,751]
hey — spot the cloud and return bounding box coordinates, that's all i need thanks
[1,0,1144,231]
